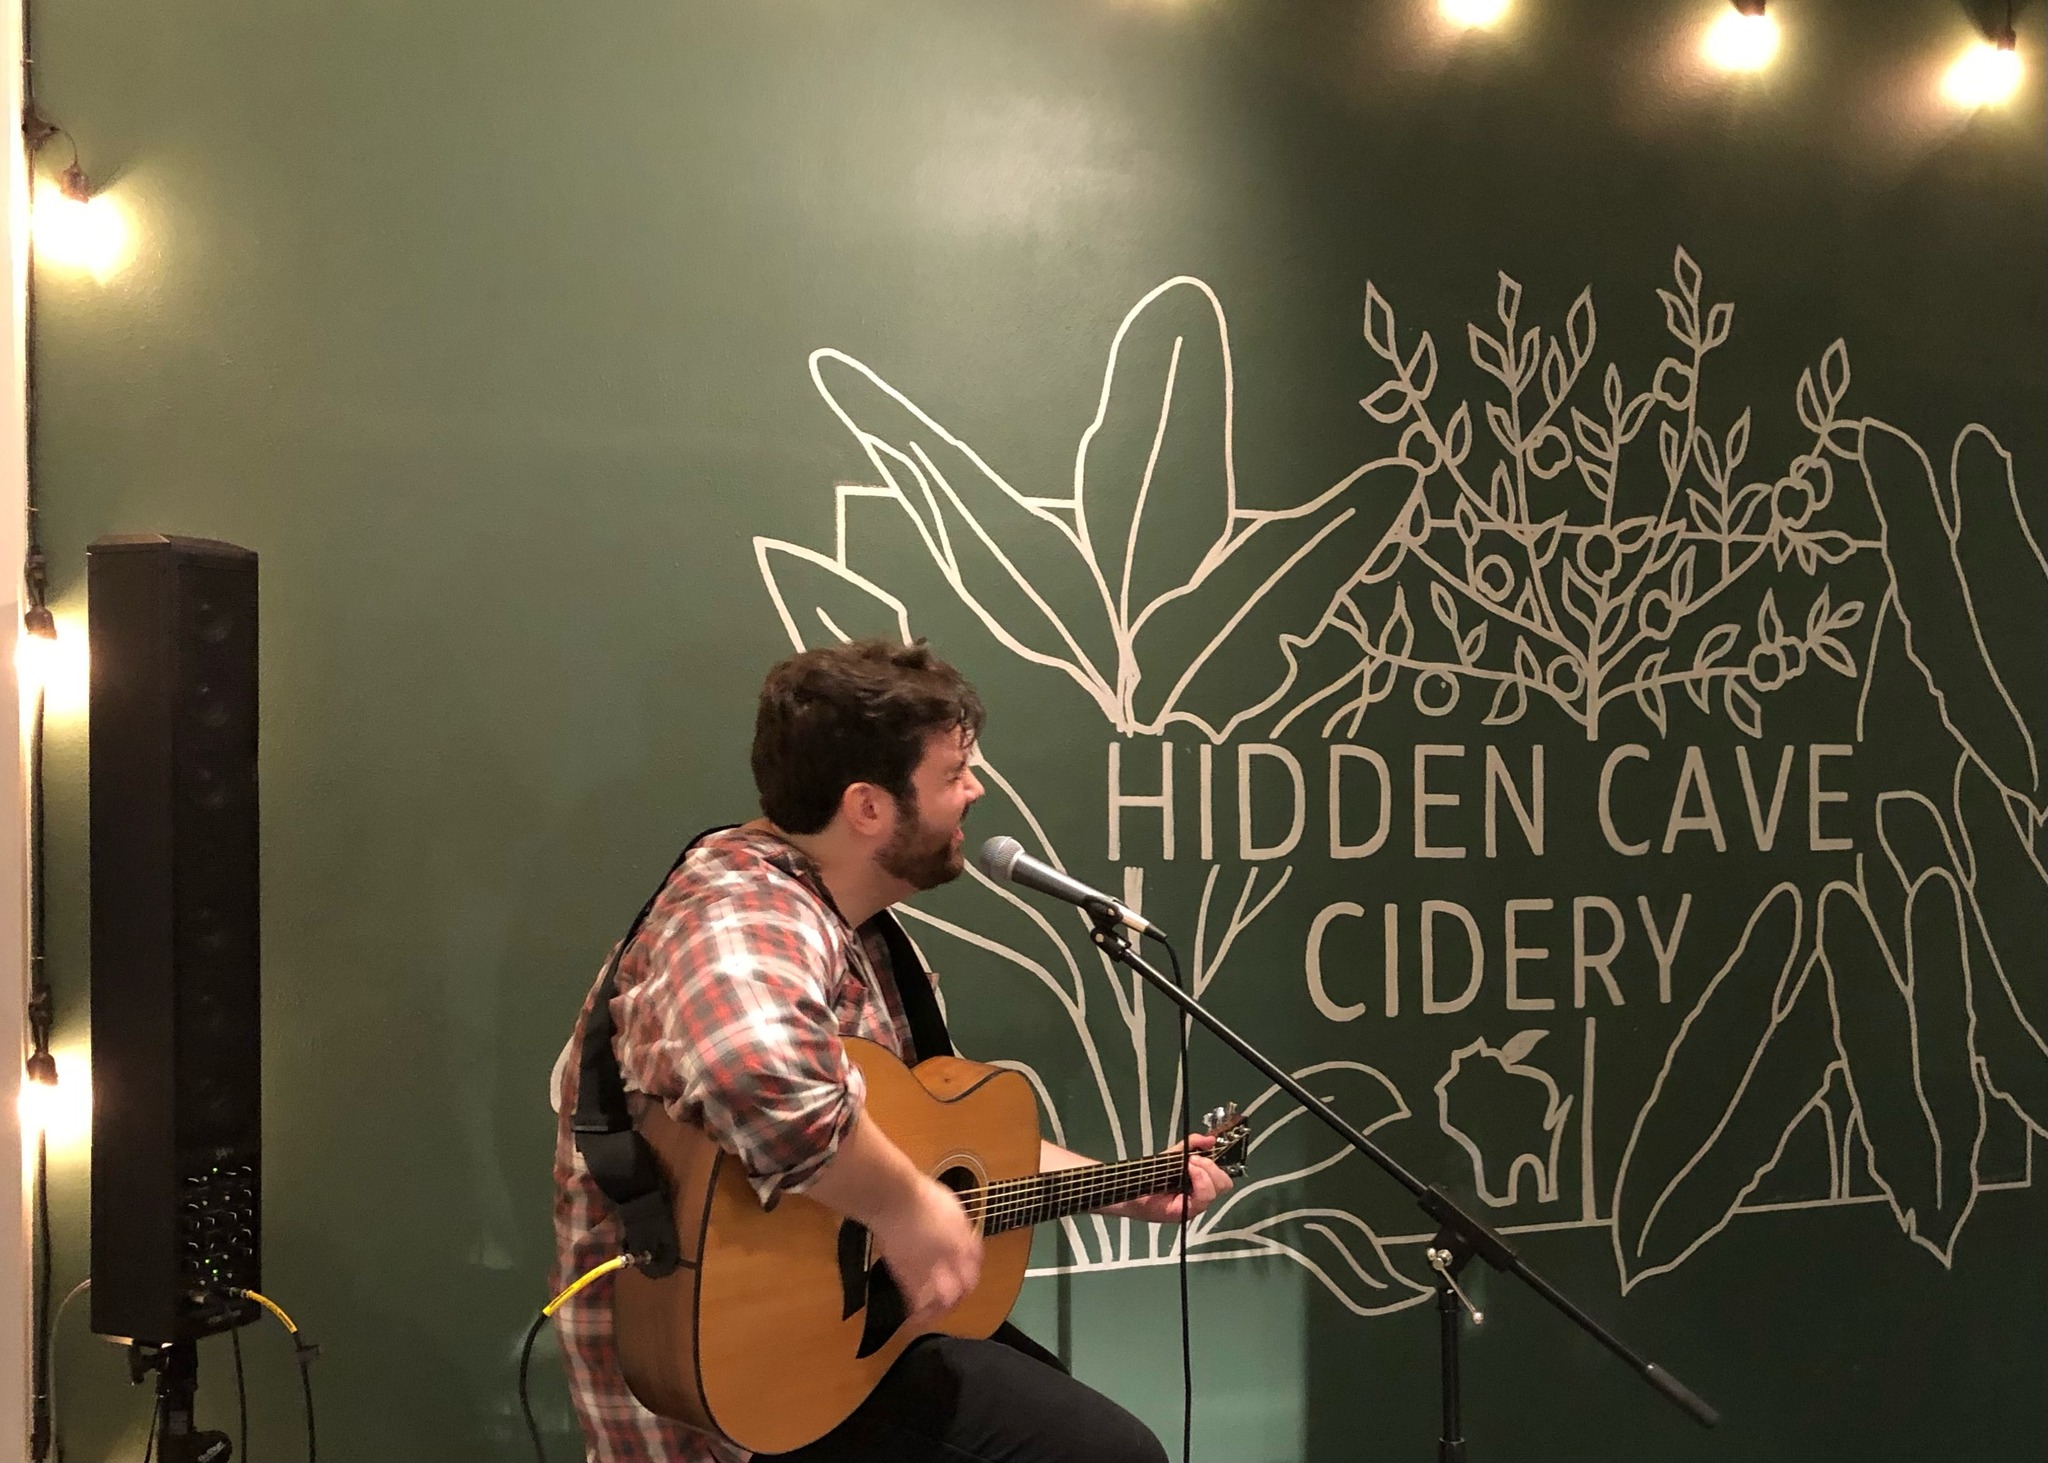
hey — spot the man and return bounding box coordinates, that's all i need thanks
[551,639,1232,1463]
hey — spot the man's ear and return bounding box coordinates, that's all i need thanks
[838,780,894,839]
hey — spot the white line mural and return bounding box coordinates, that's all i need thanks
[752,250,2046,1315]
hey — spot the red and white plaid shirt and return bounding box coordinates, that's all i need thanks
[549,825,916,1463]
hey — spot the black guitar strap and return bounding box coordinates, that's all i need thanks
[871,910,953,1062]
[571,825,956,1277]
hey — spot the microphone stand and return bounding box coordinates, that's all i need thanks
[1083,910,1718,1462]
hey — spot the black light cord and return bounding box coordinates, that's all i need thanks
[24,564,57,1463]
[30,1126,53,1460]
[21,109,62,1445]
[1158,936,1193,1463]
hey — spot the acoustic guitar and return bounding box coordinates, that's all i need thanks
[613,1036,1250,1454]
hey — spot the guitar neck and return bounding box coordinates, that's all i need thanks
[979,1152,1193,1236]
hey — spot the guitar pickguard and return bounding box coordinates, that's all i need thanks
[834,1161,980,1360]
[855,1263,908,1358]
[836,1221,871,1321]
[835,1219,910,1358]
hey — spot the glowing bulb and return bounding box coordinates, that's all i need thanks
[15,626,60,693]
[31,183,131,281]
[1440,0,1510,30]
[18,1075,59,1136]
[15,613,90,712]
[1704,9,1780,73]
[18,1063,90,1146]
[1942,39,2023,108]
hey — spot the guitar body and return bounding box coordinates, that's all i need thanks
[614,1038,1041,1454]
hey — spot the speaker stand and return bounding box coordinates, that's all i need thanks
[129,1341,233,1463]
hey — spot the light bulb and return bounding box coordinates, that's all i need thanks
[1440,0,1510,30]
[1942,39,2023,108]
[15,626,60,693]
[18,1060,90,1145]
[1704,8,1780,73]
[31,182,131,281]
[15,612,90,712]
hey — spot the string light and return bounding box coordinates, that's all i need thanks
[18,1047,89,1148]
[16,605,60,693]
[24,114,131,282]
[1439,0,1510,31]
[1703,1,1780,74]
[31,173,130,282]
[14,608,88,712]
[19,1051,61,1137]
[1942,26,2024,108]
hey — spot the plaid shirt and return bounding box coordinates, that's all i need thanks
[550,825,916,1463]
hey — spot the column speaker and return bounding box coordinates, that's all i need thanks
[88,534,262,1344]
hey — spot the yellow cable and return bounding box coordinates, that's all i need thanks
[233,1287,301,1336]
[543,1254,634,1317]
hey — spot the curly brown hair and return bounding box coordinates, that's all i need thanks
[751,639,986,834]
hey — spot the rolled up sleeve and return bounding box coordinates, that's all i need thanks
[614,887,863,1207]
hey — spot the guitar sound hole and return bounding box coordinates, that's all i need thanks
[937,1165,982,1227]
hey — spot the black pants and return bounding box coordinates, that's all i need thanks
[757,1332,1168,1463]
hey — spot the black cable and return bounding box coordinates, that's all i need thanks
[238,1290,319,1463]
[231,1326,248,1463]
[1160,937,1193,1463]
[25,625,56,1463]
[518,1309,552,1463]
[21,322,60,1463]
[295,1339,319,1463]
[517,1257,634,1463]
[31,1129,52,1461]
[22,47,72,1463]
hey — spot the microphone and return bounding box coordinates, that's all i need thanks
[975,836,1164,938]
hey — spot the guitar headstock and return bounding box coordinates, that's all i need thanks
[1200,1102,1252,1177]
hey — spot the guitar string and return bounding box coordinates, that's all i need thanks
[969,1150,1216,1232]
[974,1160,1178,1232]
[979,1152,1186,1218]
[1009,1157,1184,1230]
[971,1136,1240,1230]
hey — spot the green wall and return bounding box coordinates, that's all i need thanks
[29,2,2045,1459]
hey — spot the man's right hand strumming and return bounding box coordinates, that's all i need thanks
[802,1104,984,1321]
[869,1173,983,1319]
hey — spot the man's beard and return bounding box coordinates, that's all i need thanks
[878,790,965,892]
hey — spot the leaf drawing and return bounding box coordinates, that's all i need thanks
[748,259,2042,1306]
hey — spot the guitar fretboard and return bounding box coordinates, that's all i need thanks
[974,1152,1195,1236]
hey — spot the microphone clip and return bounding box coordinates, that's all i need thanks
[1090,896,1165,942]
[1085,904,1141,960]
